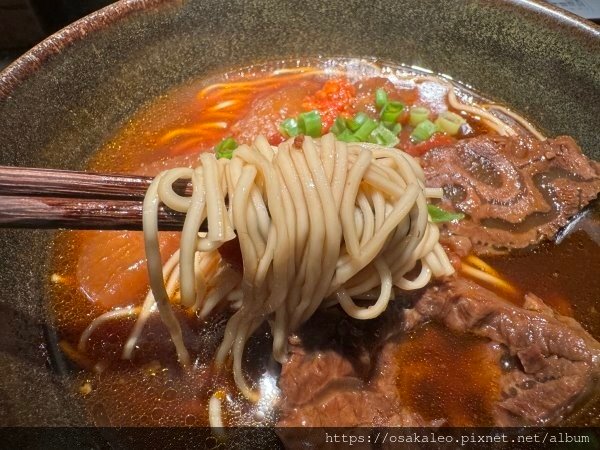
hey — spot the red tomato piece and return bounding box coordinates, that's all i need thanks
[302,78,356,131]
[77,231,180,310]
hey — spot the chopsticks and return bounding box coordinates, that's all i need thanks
[0,165,191,231]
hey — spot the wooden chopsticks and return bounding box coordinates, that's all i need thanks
[0,165,189,231]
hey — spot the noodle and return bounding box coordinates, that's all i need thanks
[78,306,140,353]
[143,175,191,365]
[459,262,519,296]
[138,133,453,400]
[485,104,547,141]
[208,392,225,430]
[121,249,181,359]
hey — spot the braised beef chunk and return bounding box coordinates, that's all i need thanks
[278,298,414,406]
[277,279,600,428]
[410,280,600,425]
[279,388,435,428]
[277,301,440,428]
[421,135,600,254]
[279,344,357,408]
[413,282,600,366]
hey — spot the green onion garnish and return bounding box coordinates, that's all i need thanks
[353,118,378,141]
[427,204,465,223]
[380,101,404,124]
[389,122,402,135]
[369,122,400,147]
[434,111,466,136]
[215,137,238,159]
[347,112,369,132]
[409,106,430,127]
[336,129,360,142]
[375,88,388,109]
[280,118,299,138]
[330,116,347,135]
[297,110,322,137]
[411,119,437,142]
[382,121,402,134]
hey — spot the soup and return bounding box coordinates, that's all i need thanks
[48,59,600,429]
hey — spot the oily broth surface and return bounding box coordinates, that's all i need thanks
[48,59,599,427]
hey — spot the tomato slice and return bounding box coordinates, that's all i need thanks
[77,231,180,310]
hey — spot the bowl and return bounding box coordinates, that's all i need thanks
[0,0,598,429]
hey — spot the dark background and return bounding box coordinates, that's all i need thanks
[0,0,117,69]
[1,0,116,49]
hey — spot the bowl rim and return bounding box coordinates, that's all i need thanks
[0,0,599,101]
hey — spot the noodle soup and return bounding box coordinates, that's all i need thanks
[48,59,600,428]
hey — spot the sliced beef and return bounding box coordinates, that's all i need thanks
[276,298,438,428]
[409,279,600,425]
[279,344,356,408]
[278,298,415,406]
[277,278,600,429]
[421,135,600,254]
[279,387,417,428]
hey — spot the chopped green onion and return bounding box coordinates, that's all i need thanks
[389,122,402,135]
[280,117,299,137]
[214,137,238,159]
[427,204,465,223]
[336,129,360,142]
[380,101,404,124]
[411,119,437,142]
[375,88,388,109]
[369,123,400,147]
[434,111,466,136]
[409,106,430,127]
[347,112,369,132]
[330,116,347,135]
[382,121,402,134]
[297,110,322,137]
[353,118,378,141]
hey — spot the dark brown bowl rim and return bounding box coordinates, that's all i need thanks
[0,0,599,101]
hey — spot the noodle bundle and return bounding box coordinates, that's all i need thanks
[134,133,453,400]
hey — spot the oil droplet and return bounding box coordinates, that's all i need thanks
[162,388,177,402]
[151,407,164,421]
[185,414,197,426]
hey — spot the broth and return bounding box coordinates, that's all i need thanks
[393,323,502,426]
